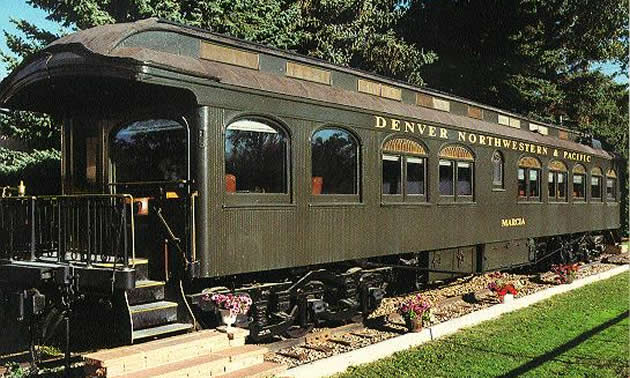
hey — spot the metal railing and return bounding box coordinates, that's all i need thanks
[0,196,37,261]
[0,194,135,268]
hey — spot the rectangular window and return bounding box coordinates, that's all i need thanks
[382,155,401,195]
[457,162,472,196]
[406,157,424,195]
[518,168,526,197]
[573,174,585,199]
[548,172,556,200]
[591,176,601,200]
[439,160,454,196]
[606,178,616,200]
[558,173,567,200]
[529,169,540,198]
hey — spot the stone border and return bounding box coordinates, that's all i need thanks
[284,264,629,378]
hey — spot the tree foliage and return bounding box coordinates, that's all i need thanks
[404,0,628,231]
[24,0,434,84]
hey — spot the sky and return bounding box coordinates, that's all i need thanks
[0,0,69,78]
[0,0,626,85]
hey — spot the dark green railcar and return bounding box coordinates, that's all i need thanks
[0,19,621,346]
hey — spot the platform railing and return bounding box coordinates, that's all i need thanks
[0,194,135,268]
[0,196,37,262]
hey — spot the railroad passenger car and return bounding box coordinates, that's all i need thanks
[0,19,621,348]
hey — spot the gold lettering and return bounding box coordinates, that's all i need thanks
[439,128,448,139]
[518,142,525,151]
[418,123,427,134]
[404,121,415,133]
[458,131,467,142]
[468,133,477,144]
[502,139,511,149]
[586,155,592,162]
[375,116,387,128]
[512,141,518,150]
[553,149,558,157]
[501,217,526,227]
[428,126,436,137]
[391,119,400,131]
[479,135,486,145]
[495,137,502,147]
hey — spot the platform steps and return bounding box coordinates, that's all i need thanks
[127,259,193,343]
[83,329,287,377]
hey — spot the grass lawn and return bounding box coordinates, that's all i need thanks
[338,272,629,377]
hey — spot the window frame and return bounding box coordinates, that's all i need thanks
[438,144,475,203]
[547,160,568,203]
[108,116,191,190]
[606,169,618,202]
[590,167,603,202]
[381,137,428,204]
[572,164,586,202]
[517,156,542,202]
[310,126,361,204]
[223,117,292,206]
[491,150,504,190]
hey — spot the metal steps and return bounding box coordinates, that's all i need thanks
[130,300,178,330]
[132,322,193,342]
[122,258,195,343]
[128,280,165,305]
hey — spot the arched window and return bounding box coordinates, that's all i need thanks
[518,156,541,201]
[572,164,586,200]
[311,128,359,195]
[606,169,617,201]
[492,151,504,189]
[548,160,568,202]
[225,119,288,194]
[382,137,428,201]
[591,167,603,201]
[438,144,474,201]
[110,119,187,184]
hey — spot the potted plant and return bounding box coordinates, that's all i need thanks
[398,294,432,332]
[551,263,579,284]
[201,293,252,329]
[488,275,519,303]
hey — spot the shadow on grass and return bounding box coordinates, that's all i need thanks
[499,310,628,377]
[436,310,628,375]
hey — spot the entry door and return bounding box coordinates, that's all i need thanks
[109,118,191,281]
[64,119,101,194]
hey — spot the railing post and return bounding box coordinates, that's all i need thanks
[86,199,92,267]
[30,197,36,261]
[57,198,63,263]
[122,199,128,267]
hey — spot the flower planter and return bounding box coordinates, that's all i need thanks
[219,309,237,329]
[405,318,423,333]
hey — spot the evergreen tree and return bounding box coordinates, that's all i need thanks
[403,0,628,231]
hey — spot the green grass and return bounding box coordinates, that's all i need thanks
[338,272,629,378]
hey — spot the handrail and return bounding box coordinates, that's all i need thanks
[107,180,190,186]
[0,194,136,269]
